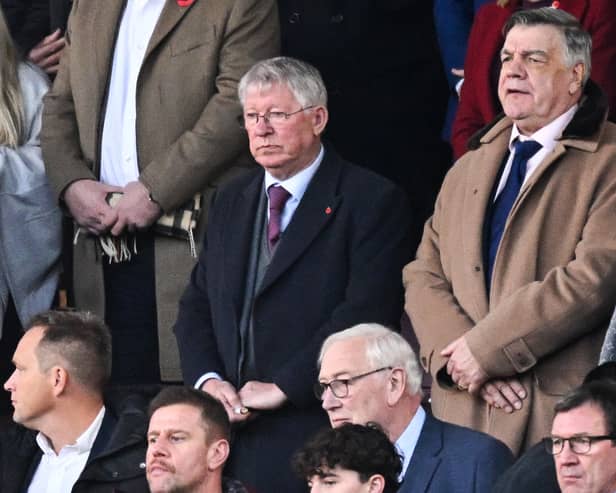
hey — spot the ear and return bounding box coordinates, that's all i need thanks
[311,106,329,136]
[367,474,385,493]
[386,368,407,406]
[569,62,584,95]
[207,438,230,471]
[49,366,69,396]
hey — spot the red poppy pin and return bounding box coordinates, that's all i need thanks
[325,207,332,215]
[177,0,195,7]
[551,1,560,8]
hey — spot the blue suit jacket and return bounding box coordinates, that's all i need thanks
[399,414,513,493]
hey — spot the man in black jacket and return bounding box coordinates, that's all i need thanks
[1,310,149,493]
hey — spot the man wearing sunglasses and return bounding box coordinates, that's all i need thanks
[317,323,513,493]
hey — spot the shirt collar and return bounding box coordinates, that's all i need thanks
[36,406,106,457]
[264,145,324,201]
[509,104,578,152]
[395,406,426,477]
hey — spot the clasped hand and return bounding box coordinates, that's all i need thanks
[201,379,287,423]
[441,336,526,412]
[63,179,161,236]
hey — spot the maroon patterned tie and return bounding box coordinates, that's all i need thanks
[267,185,291,249]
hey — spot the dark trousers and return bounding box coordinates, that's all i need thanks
[103,232,160,385]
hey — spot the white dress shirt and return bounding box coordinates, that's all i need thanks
[28,407,106,493]
[100,0,166,186]
[395,406,427,478]
[194,145,325,389]
[263,144,324,233]
[495,104,578,200]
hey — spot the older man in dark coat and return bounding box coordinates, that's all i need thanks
[175,57,412,493]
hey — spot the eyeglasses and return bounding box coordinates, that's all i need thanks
[314,367,392,400]
[543,435,616,455]
[239,106,314,128]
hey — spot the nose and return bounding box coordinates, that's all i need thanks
[3,369,16,392]
[321,386,341,411]
[557,441,580,466]
[502,54,525,79]
[148,439,169,458]
[253,116,273,136]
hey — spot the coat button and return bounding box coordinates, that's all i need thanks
[474,266,481,272]
[111,471,119,478]
[288,12,300,24]
[330,13,344,24]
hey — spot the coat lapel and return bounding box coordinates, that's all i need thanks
[145,0,195,60]
[461,127,510,319]
[401,415,443,493]
[257,151,342,296]
[223,173,264,313]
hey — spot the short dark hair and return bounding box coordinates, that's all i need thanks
[148,386,230,442]
[554,381,616,439]
[584,362,616,384]
[293,423,402,493]
[27,310,112,393]
[503,7,592,84]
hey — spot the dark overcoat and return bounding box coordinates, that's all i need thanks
[175,148,413,492]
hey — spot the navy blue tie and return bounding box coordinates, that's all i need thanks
[487,139,542,285]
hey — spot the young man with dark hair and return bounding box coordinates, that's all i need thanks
[293,423,402,493]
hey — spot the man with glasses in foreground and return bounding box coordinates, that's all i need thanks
[317,324,513,492]
[494,362,616,493]
[549,381,616,493]
[174,57,411,493]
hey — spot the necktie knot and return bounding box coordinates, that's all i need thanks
[268,185,291,212]
[511,139,541,183]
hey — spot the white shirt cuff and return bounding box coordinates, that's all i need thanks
[455,78,464,97]
[195,372,222,390]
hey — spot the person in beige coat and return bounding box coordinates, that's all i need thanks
[404,7,616,456]
[41,0,279,383]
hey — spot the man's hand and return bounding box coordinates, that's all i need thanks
[479,377,527,413]
[201,379,251,423]
[110,181,162,236]
[63,179,121,234]
[238,381,287,411]
[441,336,489,394]
[28,29,65,75]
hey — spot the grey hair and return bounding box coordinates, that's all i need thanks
[238,56,327,108]
[503,7,592,85]
[319,324,423,397]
